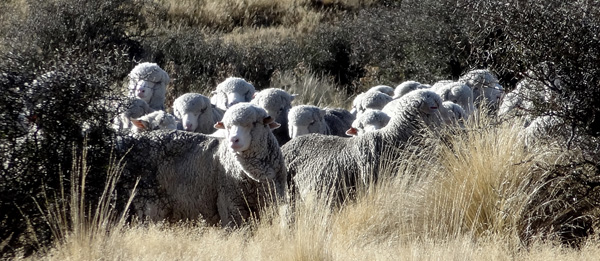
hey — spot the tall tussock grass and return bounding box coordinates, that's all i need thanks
[31,114,600,260]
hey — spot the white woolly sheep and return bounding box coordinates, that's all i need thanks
[345,109,391,136]
[431,80,454,90]
[250,88,297,146]
[173,93,224,134]
[519,114,565,148]
[128,62,170,111]
[350,90,394,118]
[458,69,504,111]
[282,89,443,206]
[121,103,287,227]
[393,80,427,98]
[288,105,354,138]
[431,81,475,119]
[130,110,178,132]
[112,98,155,134]
[210,77,256,111]
[437,101,467,127]
[368,85,395,96]
[498,67,561,123]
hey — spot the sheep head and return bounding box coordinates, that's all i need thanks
[214,103,279,153]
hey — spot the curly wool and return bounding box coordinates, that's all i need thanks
[210,77,256,111]
[432,81,474,118]
[288,105,354,138]
[283,89,443,205]
[120,104,286,227]
[251,88,296,146]
[351,90,394,117]
[393,80,426,98]
[173,93,224,134]
[128,62,169,110]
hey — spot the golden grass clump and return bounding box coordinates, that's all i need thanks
[32,104,600,260]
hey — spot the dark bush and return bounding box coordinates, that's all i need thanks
[0,0,146,257]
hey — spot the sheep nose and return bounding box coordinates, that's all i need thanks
[230,136,240,144]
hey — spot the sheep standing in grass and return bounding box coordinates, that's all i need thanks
[345,109,391,136]
[459,69,504,111]
[210,77,256,111]
[121,103,286,227]
[393,80,427,98]
[288,105,354,138]
[128,62,170,111]
[173,93,224,134]
[431,81,474,119]
[282,89,443,205]
[251,88,297,146]
[437,101,467,127]
[350,90,393,117]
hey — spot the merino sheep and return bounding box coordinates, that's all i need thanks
[431,81,475,118]
[210,77,256,111]
[128,62,170,111]
[393,80,426,98]
[112,97,155,134]
[458,69,504,111]
[173,93,224,134]
[345,109,391,136]
[288,105,354,138]
[121,103,287,227]
[437,101,467,127]
[368,85,395,96]
[130,110,178,132]
[350,90,394,117]
[282,89,443,206]
[250,88,297,146]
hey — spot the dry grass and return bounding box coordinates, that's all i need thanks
[30,114,600,260]
[270,67,353,109]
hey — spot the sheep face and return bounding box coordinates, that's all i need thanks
[419,91,442,115]
[130,80,157,104]
[288,106,327,138]
[214,103,279,153]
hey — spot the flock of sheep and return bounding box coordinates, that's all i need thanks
[114,62,558,227]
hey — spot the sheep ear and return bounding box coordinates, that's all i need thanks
[263,116,280,130]
[214,121,225,129]
[290,94,298,101]
[345,127,358,136]
[131,119,149,130]
[252,92,257,99]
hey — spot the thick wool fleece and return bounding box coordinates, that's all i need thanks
[128,62,170,110]
[282,89,443,206]
[173,93,224,134]
[210,77,256,111]
[120,104,286,227]
[251,88,296,146]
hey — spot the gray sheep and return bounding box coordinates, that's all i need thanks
[458,69,504,111]
[368,85,395,96]
[437,101,467,127]
[173,93,224,134]
[345,109,391,136]
[250,88,297,146]
[121,103,287,227]
[130,110,178,132]
[350,90,394,118]
[210,77,256,111]
[282,89,443,206]
[288,105,354,138]
[431,81,475,119]
[393,80,427,99]
[128,62,170,111]
[112,97,155,134]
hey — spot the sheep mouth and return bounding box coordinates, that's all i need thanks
[430,106,438,110]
